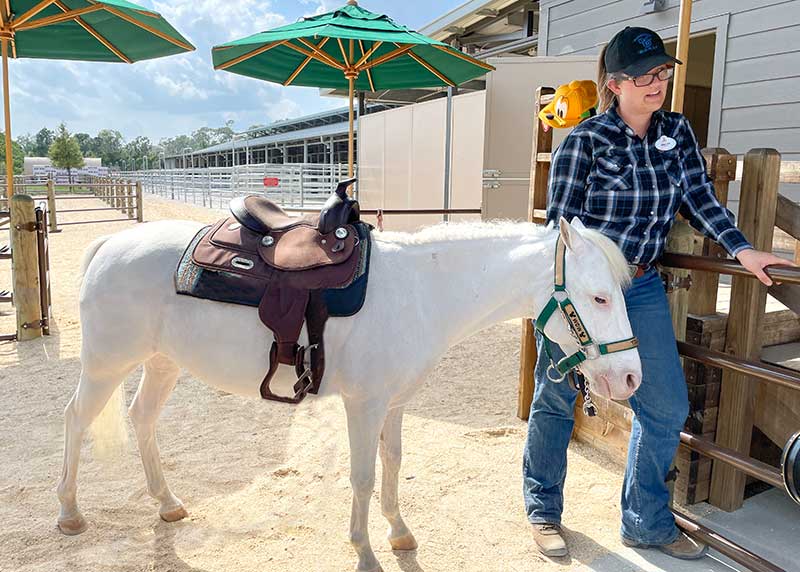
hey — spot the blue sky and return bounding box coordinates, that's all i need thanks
[5,0,464,141]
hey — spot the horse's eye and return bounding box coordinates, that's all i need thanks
[594,296,608,305]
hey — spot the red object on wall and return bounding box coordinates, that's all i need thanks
[263,177,280,187]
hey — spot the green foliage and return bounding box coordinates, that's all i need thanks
[0,134,25,175]
[48,123,84,182]
[33,127,54,157]
[16,119,240,170]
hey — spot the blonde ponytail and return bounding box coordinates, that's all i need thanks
[597,44,617,113]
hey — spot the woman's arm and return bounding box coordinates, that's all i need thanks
[677,118,793,285]
[546,132,591,225]
[677,117,752,257]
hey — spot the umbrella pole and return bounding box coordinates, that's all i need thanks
[671,0,693,113]
[2,37,12,199]
[348,76,354,179]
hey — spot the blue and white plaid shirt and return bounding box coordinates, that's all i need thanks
[546,103,751,266]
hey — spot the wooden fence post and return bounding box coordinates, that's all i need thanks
[689,149,737,315]
[664,221,695,341]
[518,86,555,420]
[11,194,43,341]
[136,181,143,223]
[46,179,57,232]
[126,180,134,219]
[709,149,781,511]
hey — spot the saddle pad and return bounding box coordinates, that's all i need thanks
[175,220,372,317]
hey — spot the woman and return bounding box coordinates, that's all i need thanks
[522,26,788,560]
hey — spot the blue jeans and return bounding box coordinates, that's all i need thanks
[522,268,689,545]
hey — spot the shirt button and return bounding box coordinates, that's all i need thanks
[650,211,655,215]
[626,128,634,136]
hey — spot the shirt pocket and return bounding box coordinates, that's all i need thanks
[586,152,635,219]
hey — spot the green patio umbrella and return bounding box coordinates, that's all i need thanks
[1,0,195,198]
[212,0,494,178]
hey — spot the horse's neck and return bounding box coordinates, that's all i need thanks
[383,231,556,348]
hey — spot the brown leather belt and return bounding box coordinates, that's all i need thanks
[629,264,651,279]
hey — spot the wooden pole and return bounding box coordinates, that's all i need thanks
[136,180,143,223]
[126,179,134,218]
[689,149,736,315]
[2,36,13,200]
[11,194,43,341]
[348,78,355,179]
[518,86,555,420]
[709,149,781,511]
[46,178,57,232]
[348,38,355,180]
[671,0,693,113]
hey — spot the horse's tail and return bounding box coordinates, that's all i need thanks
[78,235,113,288]
[79,234,130,458]
[90,383,128,460]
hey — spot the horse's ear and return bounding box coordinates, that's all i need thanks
[559,216,588,253]
[570,216,587,230]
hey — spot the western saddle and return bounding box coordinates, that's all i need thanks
[190,178,364,403]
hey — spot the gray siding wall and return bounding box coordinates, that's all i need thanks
[539,0,800,211]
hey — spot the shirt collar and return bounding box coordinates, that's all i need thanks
[607,101,666,140]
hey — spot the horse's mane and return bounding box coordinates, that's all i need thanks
[373,220,631,288]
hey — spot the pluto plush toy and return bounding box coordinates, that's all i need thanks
[538,79,598,130]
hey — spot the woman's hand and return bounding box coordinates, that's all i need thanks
[736,248,796,286]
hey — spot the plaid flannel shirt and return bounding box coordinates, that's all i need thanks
[546,104,751,266]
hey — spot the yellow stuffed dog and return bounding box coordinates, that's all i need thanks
[539,80,598,130]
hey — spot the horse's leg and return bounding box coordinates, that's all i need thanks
[57,363,134,535]
[344,397,388,572]
[128,354,187,522]
[379,407,417,551]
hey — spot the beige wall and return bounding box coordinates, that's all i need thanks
[358,91,486,232]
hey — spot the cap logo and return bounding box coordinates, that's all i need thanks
[633,32,657,54]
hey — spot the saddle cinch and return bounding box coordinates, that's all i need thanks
[182,178,368,404]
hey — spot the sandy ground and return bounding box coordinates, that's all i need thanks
[0,194,691,572]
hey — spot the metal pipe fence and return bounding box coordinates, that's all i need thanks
[120,163,351,210]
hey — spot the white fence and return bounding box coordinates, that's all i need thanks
[121,163,352,210]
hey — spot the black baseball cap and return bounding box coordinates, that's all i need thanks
[604,27,682,77]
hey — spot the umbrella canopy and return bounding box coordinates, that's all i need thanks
[212,0,494,177]
[1,0,195,197]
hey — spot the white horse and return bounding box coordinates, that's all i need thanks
[57,216,641,572]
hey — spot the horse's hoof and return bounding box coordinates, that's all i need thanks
[58,514,88,536]
[159,505,189,523]
[389,531,418,551]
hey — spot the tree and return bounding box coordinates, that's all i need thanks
[74,132,94,157]
[0,134,25,175]
[33,127,54,157]
[48,123,84,184]
[91,129,124,168]
[16,133,36,156]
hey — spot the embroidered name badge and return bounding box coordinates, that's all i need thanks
[655,135,677,151]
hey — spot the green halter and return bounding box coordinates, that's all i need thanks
[534,235,639,382]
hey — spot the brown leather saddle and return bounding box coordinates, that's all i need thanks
[190,178,363,403]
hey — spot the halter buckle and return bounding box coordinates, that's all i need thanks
[583,343,600,360]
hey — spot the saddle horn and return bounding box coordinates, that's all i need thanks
[335,178,357,199]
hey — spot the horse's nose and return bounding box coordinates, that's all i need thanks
[626,372,641,393]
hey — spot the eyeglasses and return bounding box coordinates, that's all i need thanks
[623,66,674,87]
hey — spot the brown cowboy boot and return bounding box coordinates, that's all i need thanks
[622,531,708,560]
[532,523,568,557]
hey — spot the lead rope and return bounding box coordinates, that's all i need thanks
[572,371,597,417]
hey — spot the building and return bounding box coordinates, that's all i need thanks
[23,156,108,180]
[163,104,398,169]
